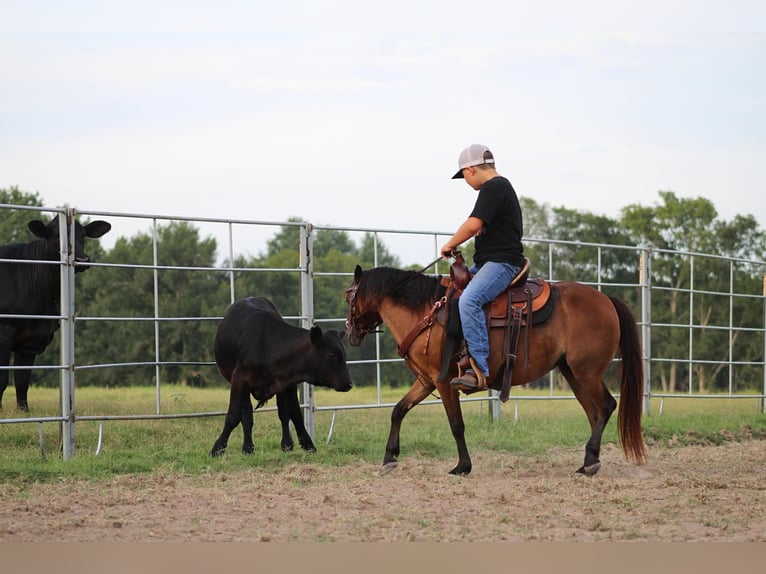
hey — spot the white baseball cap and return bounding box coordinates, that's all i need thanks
[452,144,495,179]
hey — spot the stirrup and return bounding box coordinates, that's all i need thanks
[450,358,487,392]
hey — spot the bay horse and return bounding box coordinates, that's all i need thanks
[344,263,646,476]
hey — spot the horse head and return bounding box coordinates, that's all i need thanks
[344,265,383,346]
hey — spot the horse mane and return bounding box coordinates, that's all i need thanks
[359,267,445,313]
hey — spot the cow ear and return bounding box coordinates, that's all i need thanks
[309,325,323,344]
[85,220,111,238]
[354,265,363,281]
[338,329,346,340]
[28,220,49,239]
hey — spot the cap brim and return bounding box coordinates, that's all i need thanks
[451,168,464,179]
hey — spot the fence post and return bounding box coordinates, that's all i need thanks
[59,210,76,460]
[488,389,502,421]
[299,224,316,440]
[639,247,652,416]
[762,275,766,414]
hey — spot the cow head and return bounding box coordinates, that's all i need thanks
[306,326,353,392]
[28,216,112,272]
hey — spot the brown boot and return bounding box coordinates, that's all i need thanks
[450,359,488,392]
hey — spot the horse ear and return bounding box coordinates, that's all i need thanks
[309,325,323,344]
[354,265,363,281]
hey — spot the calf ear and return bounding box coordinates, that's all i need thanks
[338,329,346,340]
[28,220,49,239]
[85,220,112,238]
[309,325,323,344]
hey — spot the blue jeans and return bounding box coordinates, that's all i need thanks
[458,261,521,376]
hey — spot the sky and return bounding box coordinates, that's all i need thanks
[1,1,765,264]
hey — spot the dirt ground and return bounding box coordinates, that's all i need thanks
[1,440,764,542]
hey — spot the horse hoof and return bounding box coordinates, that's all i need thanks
[382,461,398,475]
[576,462,601,476]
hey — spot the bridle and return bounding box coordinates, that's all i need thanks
[344,256,445,343]
[344,280,384,337]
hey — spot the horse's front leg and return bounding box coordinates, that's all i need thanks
[437,382,472,475]
[383,378,434,474]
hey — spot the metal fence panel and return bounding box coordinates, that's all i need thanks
[1,204,765,458]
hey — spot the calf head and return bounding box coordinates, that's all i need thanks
[28,216,112,273]
[306,326,353,392]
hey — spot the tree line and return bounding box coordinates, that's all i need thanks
[2,186,765,394]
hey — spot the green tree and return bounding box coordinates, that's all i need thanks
[75,222,224,387]
[0,187,44,243]
[357,233,401,269]
[621,191,766,393]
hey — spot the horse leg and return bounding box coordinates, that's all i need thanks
[383,378,435,474]
[559,361,617,476]
[210,372,247,456]
[438,383,472,476]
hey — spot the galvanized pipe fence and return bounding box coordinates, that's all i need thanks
[1,204,765,460]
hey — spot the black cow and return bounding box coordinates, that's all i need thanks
[0,216,111,411]
[210,296,353,457]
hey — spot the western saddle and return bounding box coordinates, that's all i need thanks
[445,252,552,402]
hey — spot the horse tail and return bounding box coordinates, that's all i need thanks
[609,296,647,465]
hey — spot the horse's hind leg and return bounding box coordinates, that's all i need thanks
[559,362,617,476]
[383,378,434,474]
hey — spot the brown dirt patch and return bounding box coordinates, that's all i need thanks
[1,440,764,542]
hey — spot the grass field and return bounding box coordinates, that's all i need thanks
[1,384,764,483]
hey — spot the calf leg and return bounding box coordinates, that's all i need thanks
[13,352,35,412]
[241,392,254,454]
[0,346,10,410]
[277,388,296,451]
[278,387,316,452]
[211,375,247,456]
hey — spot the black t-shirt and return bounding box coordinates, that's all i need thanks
[469,176,525,267]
